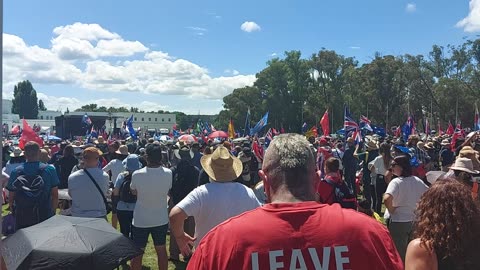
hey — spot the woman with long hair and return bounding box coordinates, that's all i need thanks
[369,142,392,214]
[383,154,428,262]
[405,179,480,270]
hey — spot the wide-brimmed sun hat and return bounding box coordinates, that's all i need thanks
[200,146,243,182]
[174,145,194,160]
[10,147,24,157]
[449,157,480,174]
[115,145,129,155]
[441,139,450,146]
[123,154,142,171]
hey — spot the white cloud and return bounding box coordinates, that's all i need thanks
[457,0,480,32]
[185,26,207,32]
[3,23,256,101]
[241,21,261,32]
[349,46,361,49]
[270,53,277,57]
[406,3,416,13]
[51,22,147,60]
[224,69,240,75]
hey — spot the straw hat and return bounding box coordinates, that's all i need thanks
[449,157,480,174]
[95,136,105,144]
[441,139,450,146]
[366,140,379,150]
[116,145,129,155]
[10,147,24,157]
[425,142,434,150]
[426,171,446,184]
[200,146,243,182]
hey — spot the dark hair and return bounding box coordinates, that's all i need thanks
[63,145,74,157]
[414,179,480,269]
[325,157,340,173]
[146,143,162,164]
[393,155,412,177]
[357,199,374,216]
[379,142,392,169]
[454,170,473,187]
[24,141,40,159]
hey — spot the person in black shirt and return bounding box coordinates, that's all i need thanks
[55,145,78,189]
[168,145,199,261]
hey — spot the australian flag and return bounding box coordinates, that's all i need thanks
[250,112,269,136]
[82,113,92,126]
[344,106,359,133]
[360,115,373,132]
[402,115,415,141]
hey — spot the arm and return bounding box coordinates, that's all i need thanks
[405,239,436,270]
[102,160,112,172]
[51,187,59,212]
[169,206,196,257]
[8,192,15,210]
[383,193,396,214]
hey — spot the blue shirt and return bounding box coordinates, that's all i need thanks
[114,173,136,211]
[7,162,60,216]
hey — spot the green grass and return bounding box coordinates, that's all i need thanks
[2,204,187,270]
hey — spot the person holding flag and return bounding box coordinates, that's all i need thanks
[250,112,269,136]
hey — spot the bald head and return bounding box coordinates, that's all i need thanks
[262,134,317,201]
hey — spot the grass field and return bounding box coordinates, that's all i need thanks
[1,204,187,270]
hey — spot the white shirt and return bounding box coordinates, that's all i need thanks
[130,166,172,228]
[103,159,125,183]
[176,181,261,246]
[385,176,428,222]
[371,155,388,175]
[68,168,110,218]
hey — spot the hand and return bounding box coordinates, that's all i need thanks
[175,232,196,257]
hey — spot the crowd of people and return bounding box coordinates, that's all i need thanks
[2,129,480,269]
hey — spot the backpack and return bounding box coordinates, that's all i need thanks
[324,178,357,209]
[12,164,50,229]
[119,173,136,203]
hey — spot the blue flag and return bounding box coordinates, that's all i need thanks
[244,108,251,137]
[250,112,269,136]
[127,114,138,140]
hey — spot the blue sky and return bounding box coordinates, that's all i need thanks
[3,0,479,114]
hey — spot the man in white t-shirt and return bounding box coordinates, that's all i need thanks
[169,146,260,259]
[130,143,172,270]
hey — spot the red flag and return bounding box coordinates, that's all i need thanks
[19,119,44,150]
[252,136,264,162]
[446,121,454,135]
[437,121,443,135]
[10,125,20,135]
[320,109,330,136]
[395,126,401,137]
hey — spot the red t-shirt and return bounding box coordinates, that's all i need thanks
[188,202,402,270]
[317,173,342,205]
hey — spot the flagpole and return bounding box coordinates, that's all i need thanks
[386,103,389,134]
[455,96,459,125]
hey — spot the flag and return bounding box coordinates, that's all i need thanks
[360,115,373,132]
[395,126,402,137]
[126,114,138,140]
[455,122,466,138]
[204,121,212,134]
[451,128,464,151]
[172,124,178,131]
[250,112,269,136]
[352,129,362,145]
[344,106,359,133]
[402,115,415,141]
[301,122,307,133]
[244,108,251,137]
[252,136,264,162]
[272,128,279,135]
[211,124,217,132]
[19,119,44,149]
[438,120,443,135]
[305,126,318,138]
[265,128,273,147]
[476,104,480,131]
[280,127,285,134]
[228,119,235,139]
[11,125,20,135]
[320,110,330,136]
[446,121,454,135]
[82,113,92,126]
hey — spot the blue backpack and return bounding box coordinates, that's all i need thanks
[12,164,50,230]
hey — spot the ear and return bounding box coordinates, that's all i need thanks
[314,170,321,191]
[258,170,271,201]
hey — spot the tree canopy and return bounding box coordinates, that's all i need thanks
[216,39,480,133]
[12,80,39,119]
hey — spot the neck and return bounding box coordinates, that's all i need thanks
[148,163,162,168]
[269,186,316,203]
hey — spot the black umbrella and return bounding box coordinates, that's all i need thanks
[1,215,143,270]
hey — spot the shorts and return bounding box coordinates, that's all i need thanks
[132,224,168,248]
